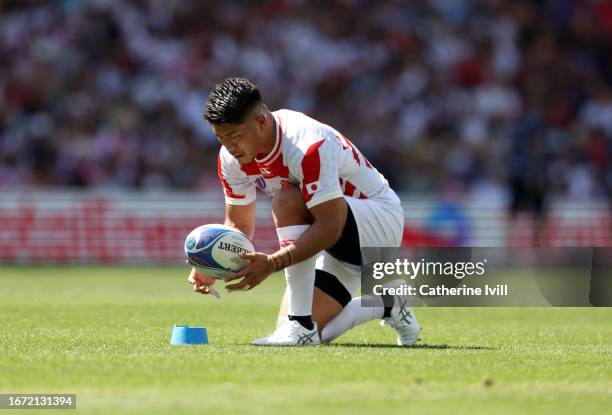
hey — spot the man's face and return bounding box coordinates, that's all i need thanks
[212,115,265,165]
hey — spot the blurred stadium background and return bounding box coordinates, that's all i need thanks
[1,0,612,265]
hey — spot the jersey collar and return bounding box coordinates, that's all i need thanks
[255,113,283,166]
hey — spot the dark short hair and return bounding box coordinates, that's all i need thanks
[204,77,262,124]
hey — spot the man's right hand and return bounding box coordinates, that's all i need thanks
[186,260,217,294]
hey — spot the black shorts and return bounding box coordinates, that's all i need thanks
[314,205,361,307]
[325,204,361,266]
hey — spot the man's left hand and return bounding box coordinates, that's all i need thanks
[224,252,276,291]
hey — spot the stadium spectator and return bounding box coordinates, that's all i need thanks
[0,0,610,203]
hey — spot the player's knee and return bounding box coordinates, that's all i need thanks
[272,185,312,227]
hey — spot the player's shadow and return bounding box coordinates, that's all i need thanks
[329,343,495,350]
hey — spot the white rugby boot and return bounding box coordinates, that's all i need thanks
[381,294,420,346]
[252,320,320,346]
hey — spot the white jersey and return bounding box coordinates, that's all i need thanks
[217,109,400,209]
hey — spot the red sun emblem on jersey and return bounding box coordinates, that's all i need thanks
[305,181,320,195]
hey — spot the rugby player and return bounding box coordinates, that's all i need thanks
[188,77,419,346]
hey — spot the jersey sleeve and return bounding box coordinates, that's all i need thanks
[217,151,256,205]
[299,138,343,209]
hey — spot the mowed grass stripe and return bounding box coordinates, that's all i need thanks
[0,266,611,414]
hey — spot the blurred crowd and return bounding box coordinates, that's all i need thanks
[1,0,611,201]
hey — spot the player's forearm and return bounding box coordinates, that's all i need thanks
[225,218,255,240]
[294,220,342,262]
[224,202,256,240]
[269,218,342,271]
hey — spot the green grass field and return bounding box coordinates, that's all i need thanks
[1,266,611,415]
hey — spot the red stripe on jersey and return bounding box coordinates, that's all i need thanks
[350,147,360,166]
[344,181,356,197]
[336,134,360,166]
[240,161,260,175]
[359,192,367,199]
[364,157,372,169]
[301,139,325,202]
[218,152,245,199]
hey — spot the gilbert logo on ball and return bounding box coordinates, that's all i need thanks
[170,325,208,345]
[184,224,254,280]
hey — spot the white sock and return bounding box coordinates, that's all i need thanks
[277,225,316,317]
[320,296,384,343]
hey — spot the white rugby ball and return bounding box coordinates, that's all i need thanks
[184,224,254,280]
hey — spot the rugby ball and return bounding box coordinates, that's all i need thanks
[184,224,254,280]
